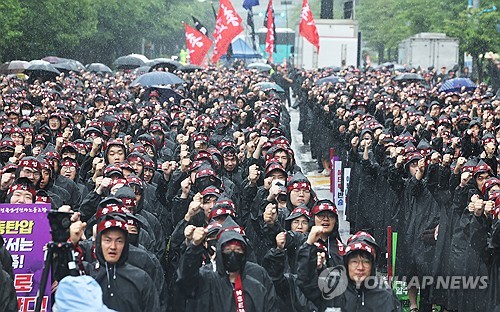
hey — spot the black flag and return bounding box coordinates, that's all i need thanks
[247,9,257,51]
[192,16,208,37]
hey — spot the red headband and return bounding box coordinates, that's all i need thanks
[209,208,236,220]
[311,202,338,216]
[96,204,130,220]
[347,231,376,245]
[287,182,311,193]
[8,184,36,199]
[97,219,128,234]
[121,197,137,208]
[290,207,311,219]
[19,159,40,170]
[345,242,376,258]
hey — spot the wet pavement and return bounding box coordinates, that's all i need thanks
[288,106,351,242]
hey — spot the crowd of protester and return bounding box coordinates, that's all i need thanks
[0,61,498,312]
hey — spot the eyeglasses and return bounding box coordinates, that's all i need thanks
[21,168,40,178]
[61,166,76,172]
[315,213,334,220]
[348,258,372,268]
[291,220,309,227]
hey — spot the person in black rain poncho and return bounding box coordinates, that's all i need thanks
[91,215,159,312]
[177,220,278,312]
[337,233,401,311]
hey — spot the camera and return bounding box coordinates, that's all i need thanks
[47,211,73,243]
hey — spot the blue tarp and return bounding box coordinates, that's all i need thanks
[222,38,262,59]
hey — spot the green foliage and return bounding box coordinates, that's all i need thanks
[2,0,213,64]
[0,0,25,61]
[445,8,500,58]
[357,0,499,64]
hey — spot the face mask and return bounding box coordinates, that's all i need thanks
[457,123,468,132]
[129,233,139,247]
[21,110,32,116]
[222,251,245,272]
[0,151,13,162]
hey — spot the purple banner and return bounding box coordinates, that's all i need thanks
[0,204,51,312]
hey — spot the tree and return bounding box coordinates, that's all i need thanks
[4,0,97,61]
[357,0,408,63]
[0,0,25,61]
[444,6,500,82]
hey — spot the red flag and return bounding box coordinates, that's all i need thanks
[185,23,212,65]
[211,0,244,63]
[265,0,275,61]
[299,0,320,52]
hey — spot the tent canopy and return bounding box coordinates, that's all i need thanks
[223,38,261,59]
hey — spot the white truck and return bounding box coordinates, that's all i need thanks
[294,19,359,69]
[398,33,459,70]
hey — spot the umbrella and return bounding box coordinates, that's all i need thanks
[131,72,184,87]
[133,66,152,75]
[322,65,342,72]
[394,73,424,82]
[439,78,476,93]
[247,63,272,72]
[141,86,185,104]
[86,63,112,73]
[25,63,60,82]
[25,63,60,75]
[393,64,405,71]
[148,58,181,72]
[29,60,51,66]
[42,56,64,64]
[0,61,30,74]
[178,64,203,72]
[316,75,344,86]
[54,62,82,72]
[253,82,285,93]
[113,54,147,69]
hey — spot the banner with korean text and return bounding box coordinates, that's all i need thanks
[0,203,51,312]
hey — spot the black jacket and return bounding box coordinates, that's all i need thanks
[91,227,160,312]
[177,230,278,312]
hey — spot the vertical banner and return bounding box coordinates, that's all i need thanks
[343,168,351,214]
[334,160,344,211]
[0,204,51,312]
[329,148,335,193]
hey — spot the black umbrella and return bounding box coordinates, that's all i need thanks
[178,64,203,72]
[25,63,60,82]
[113,55,147,69]
[54,62,81,72]
[316,75,345,86]
[322,65,342,72]
[86,63,112,73]
[394,73,424,82]
[148,58,182,72]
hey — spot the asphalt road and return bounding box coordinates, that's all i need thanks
[288,106,351,242]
